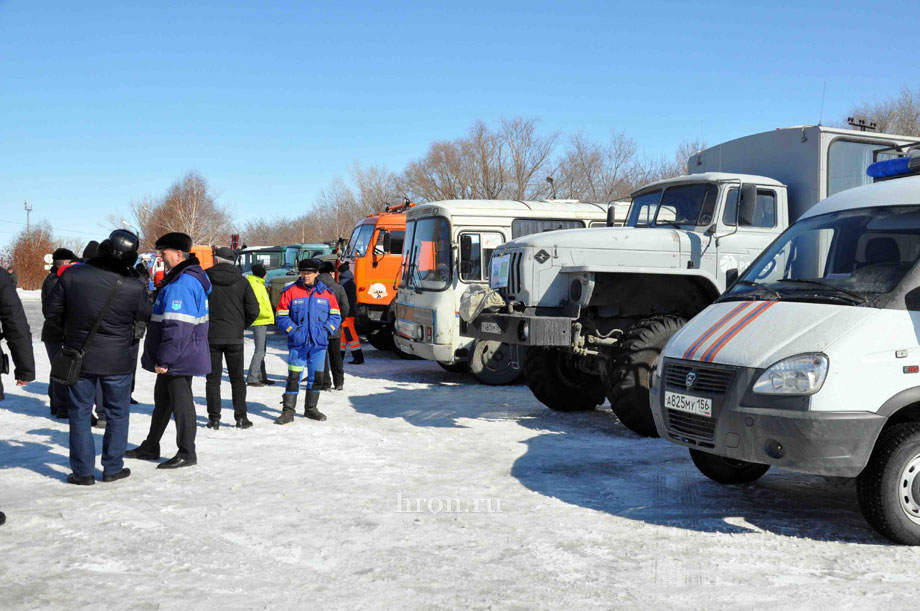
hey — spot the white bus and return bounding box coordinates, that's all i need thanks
[394,199,627,384]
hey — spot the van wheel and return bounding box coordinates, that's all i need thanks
[437,361,469,373]
[524,348,605,411]
[470,341,524,385]
[857,423,920,545]
[689,449,770,484]
[608,315,686,437]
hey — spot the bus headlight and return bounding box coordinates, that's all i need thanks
[415,325,424,341]
[752,354,829,395]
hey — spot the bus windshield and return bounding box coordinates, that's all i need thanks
[401,217,451,291]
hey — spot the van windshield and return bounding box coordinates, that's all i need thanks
[724,205,920,306]
[401,217,451,291]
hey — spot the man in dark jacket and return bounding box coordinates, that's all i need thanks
[337,262,364,364]
[0,265,34,525]
[44,230,151,485]
[40,247,76,418]
[318,261,349,391]
[204,247,259,429]
[127,232,211,469]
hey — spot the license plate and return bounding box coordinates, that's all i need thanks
[664,391,712,417]
[490,254,510,289]
[481,321,501,335]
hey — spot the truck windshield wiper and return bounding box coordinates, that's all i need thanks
[732,280,782,300]
[776,278,869,304]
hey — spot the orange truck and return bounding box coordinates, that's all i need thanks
[342,201,413,350]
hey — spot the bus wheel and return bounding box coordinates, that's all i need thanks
[858,423,920,545]
[470,341,524,386]
[437,361,469,373]
[524,347,605,411]
[689,449,769,484]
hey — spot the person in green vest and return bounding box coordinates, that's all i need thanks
[246,263,276,386]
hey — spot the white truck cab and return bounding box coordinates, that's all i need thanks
[650,152,920,544]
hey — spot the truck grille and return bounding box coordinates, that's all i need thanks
[664,362,734,394]
[499,251,524,299]
[663,360,735,443]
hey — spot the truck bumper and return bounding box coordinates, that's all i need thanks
[394,335,456,362]
[356,303,390,331]
[466,311,573,347]
[650,363,886,478]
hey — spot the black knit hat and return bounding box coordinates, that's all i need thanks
[154,232,193,252]
[251,263,267,278]
[318,261,335,274]
[213,246,235,260]
[52,248,77,261]
[297,258,320,272]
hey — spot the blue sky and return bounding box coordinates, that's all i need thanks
[1,0,917,247]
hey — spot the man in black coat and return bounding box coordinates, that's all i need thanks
[318,261,349,391]
[0,265,35,526]
[204,247,259,429]
[41,248,76,418]
[44,230,152,485]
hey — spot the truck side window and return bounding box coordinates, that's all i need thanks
[723,188,776,228]
[389,231,405,255]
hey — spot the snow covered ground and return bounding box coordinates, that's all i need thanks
[2,295,920,609]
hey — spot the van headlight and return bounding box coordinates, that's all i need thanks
[752,354,829,395]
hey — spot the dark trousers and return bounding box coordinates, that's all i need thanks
[247,325,269,384]
[322,338,344,388]
[146,374,197,460]
[44,341,69,416]
[206,343,247,421]
[68,373,131,477]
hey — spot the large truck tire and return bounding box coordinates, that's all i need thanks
[857,423,920,545]
[689,449,769,484]
[524,347,605,412]
[367,328,394,351]
[470,340,524,386]
[608,315,686,437]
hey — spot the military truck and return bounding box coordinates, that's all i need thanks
[467,126,919,435]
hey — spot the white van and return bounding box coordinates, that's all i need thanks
[649,152,920,544]
[394,199,627,384]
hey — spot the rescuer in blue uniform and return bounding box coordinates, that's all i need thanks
[274,258,341,424]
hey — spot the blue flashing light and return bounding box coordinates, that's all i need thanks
[867,155,920,179]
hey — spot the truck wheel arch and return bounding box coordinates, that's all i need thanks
[589,272,721,319]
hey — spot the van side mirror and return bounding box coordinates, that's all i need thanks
[606,206,616,227]
[382,230,392,253]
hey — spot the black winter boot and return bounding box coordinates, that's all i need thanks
[303,391,326,421]
[275,393,297,425]
[350,349,365,365]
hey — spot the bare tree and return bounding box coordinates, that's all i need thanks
[10,221,54,290]
[500,118,557,199]
[554,131,641,202]
[844,87,920,136]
